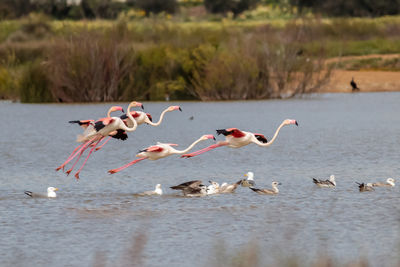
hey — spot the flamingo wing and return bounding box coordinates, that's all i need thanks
[94,118,114,132]
[254,133,268,143]
[146,113,153,122]
[141,145,163,153]
[120,111,140,120]
[69,120,94,129]
[111,129,128,140]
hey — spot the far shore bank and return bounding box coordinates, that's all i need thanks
[321,70,400,93]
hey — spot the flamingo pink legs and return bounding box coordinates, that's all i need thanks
[181,142,227,158]
[108,158,147,174]
[74,138,103,179]
[56,138,95,171]
[95,136,112,151]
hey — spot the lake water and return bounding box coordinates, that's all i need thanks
[0,93,399,267]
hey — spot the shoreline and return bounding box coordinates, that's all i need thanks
[321,70,400,93]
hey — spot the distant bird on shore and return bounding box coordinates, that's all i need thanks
[350,77,360,92]
[372,178,395,187]
[249,182,281,195]
[25,187,59,198]
[181,119,298,158]
[356,182,374,192]
[312,175,336,188]
[108,135,215,174]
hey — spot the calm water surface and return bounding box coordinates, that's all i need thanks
[0,93,399,266]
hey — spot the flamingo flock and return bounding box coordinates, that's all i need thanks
[56,100,298,179]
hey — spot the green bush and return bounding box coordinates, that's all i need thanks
[19,61,53,103]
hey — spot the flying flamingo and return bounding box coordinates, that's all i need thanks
[95,106,182,151]
[68,106,125,130]
[181,119,298,158]
[108,134,216,174]
[56,101,142,179]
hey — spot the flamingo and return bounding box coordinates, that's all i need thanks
[69,106,125,130]
[181,119,298,158]
[56,101,142,179]
[108,134,215,174]
[95,106,182,151]
[62,106,126,160]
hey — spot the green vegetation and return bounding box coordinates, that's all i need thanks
[0,7,399,102]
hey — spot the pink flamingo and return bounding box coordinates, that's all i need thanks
[108,134,215,174]
[95,106,182,151]
[56,101,142,179]
[68,106,125,130]
[181,119,298,158]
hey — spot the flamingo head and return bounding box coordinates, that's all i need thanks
[201,134,216,141]
[110,106,124,113]
[168,106,182,112]
[284,119,298,126]
[130,101,144,110]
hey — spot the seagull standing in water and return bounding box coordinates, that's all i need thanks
[372,178,395,187]
[24,187,59,198]
[312,175,336,188]
[249,182,281,195]
[136,184,163,196]
[356,182,374,192]
[241,171,256,187]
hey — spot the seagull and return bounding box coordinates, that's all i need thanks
[356,182,374,192]
[219,180,242,193]
[170,180,207,197]
[312,175,336,188]
[207,181,220,195]
[241,171,255,187]
[249,182,281,195]
[24,187,59,198]
[136,184,163,196]
[350,77,360,92]
[372,178,395,187]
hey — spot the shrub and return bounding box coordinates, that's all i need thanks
[19,61,53,103]
[45,30,135,102]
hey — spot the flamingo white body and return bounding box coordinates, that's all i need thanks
[182,119,298,158]
[108,134,215,174]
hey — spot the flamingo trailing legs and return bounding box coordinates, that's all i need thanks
[182,119,298,158]
[108,134,215,174]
